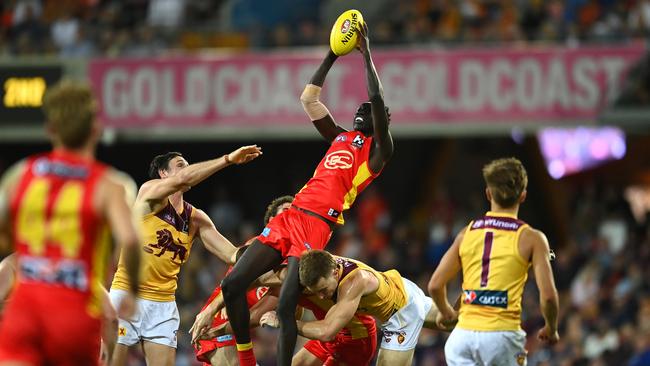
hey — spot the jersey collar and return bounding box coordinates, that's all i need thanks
[485,211,518,219]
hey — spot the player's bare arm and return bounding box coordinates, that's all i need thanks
[301,50,347,142]
[190,269,281,343]
[0,254,16,310]
[357,23,393,174]
[296,271,367,342]
[524,228,560,345]
[136,145,262,214]
[194,209,237,264]
[0,161,26,255]
[201,291,281,344]
[101,171,141,317]
[428,227,465,328]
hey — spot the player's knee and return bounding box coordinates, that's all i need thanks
[221,273,244,301]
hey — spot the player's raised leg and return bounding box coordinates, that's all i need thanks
[277,256,302,365]
[221,240,283,366]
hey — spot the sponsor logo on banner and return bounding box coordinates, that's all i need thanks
[463,289,508,308]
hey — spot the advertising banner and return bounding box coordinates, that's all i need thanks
[89,45,645,128]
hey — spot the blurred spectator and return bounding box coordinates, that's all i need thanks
[50,11,79,49]
[147,0,186,29]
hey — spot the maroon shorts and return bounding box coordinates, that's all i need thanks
[0,284,102,366]
[304,333,377,366]
[257,207,332,258]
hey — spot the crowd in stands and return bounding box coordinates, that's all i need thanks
[1,0,650,57]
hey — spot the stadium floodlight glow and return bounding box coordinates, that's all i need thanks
[538,126,626,179]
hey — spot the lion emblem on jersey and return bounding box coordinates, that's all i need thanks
[148,229,188,262]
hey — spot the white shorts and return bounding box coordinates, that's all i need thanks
[379,277,433,351]
[109,289,180,348]
[445,327,528,366]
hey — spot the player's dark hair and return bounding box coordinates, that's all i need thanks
[482,157,528,208]
[263,195,294,225]
[299,250,336,288]
[148,152,183,179]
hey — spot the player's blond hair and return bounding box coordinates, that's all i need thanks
[42,80,97,149]
[482,157,528,208]
[299,250,336,288]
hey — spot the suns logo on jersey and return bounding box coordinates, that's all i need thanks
[324,150,353,170]
[256,287,269,300]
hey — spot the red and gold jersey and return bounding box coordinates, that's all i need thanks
[9,150,110,317]
[292,131,381,225]
[202,266,269,328]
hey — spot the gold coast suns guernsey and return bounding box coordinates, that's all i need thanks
[292,131,381,225]
[457,211,530,331]
[112,200,195,301]
[10,151,111,317]
[334,256,407,323]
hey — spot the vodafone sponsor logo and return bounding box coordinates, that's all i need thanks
[324,150,353,170]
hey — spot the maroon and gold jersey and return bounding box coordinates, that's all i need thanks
[9,150,110,317]
[292,131,381,225]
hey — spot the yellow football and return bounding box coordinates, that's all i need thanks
[329,9,364,56]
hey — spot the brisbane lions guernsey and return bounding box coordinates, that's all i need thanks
[292,131,381,225]
[458,212,531,331]
[10,150,111,317]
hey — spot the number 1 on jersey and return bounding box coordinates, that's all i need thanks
[480,232,494,287]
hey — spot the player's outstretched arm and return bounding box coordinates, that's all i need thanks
[296,271,365,342]
[137,145,262,207]
[194,209,237,264]
[525,228,560,345]
[357,23,393,173]
[301,50,347,142]
[190,270,282,343]
[103,171,141,318]
[428,228,464,328]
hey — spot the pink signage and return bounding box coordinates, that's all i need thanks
[88,45,645,128]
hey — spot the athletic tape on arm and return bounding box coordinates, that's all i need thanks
[300,84,330,121]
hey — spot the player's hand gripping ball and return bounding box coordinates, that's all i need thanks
[329,9,364,56]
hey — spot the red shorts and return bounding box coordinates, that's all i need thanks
[195,332,236,363]
[0,284,102,366]
[304,333,377,366]
[257,207,333,258]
